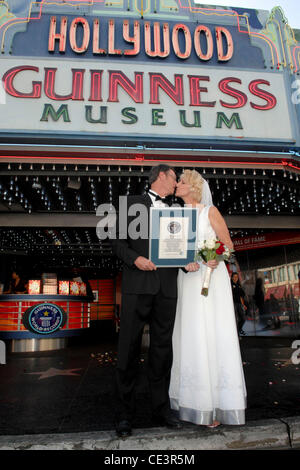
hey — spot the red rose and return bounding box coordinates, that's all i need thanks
[216,243,225,255]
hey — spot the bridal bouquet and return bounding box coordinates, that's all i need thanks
[195,239,233,296]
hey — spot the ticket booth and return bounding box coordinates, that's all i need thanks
[0,274,91,352]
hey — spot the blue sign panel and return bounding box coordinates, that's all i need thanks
[11,14,265,70]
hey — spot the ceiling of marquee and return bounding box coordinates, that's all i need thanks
[0,162,299,215]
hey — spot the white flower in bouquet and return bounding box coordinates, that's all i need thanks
[224,246,231,257]
[197,240,206,250]
[206,239,217,249]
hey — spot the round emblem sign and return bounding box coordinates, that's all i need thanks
[22,303,67,335]
[167,221,181,235]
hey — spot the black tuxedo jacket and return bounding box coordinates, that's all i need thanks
[111,194,178,298]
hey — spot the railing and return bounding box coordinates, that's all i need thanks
[90,302,116,321]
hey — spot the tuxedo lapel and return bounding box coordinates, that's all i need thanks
[143,193,153,208]
[141,194,152,241]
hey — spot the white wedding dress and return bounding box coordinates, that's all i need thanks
[169,206,247,425]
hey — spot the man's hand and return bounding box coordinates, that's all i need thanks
[185,262,200,272]
[134,256,157,271]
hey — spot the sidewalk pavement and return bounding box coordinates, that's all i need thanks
[0,416,299,450]
[0,323,300,450]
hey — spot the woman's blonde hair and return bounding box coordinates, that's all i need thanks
[180,169,204,202]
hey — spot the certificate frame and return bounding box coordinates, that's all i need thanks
[149,207,198,267]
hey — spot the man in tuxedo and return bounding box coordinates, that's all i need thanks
[111,164,198,437]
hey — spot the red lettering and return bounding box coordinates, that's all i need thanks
[48,16,67,53]
[89,70,103,101]
[194,25,213,61]
[216,27,234,61]
[2,66,41,98]
[249,79,277,110]
[145,22,170,58]
[2,62,278,114]
[123,20,140,56]
[172,24,192,59]
[69,17,90,53]
[108,71,143,102]
[188,75,216,107]
[93,19,106,55]
[44,68,85,100]
[219,77,248,108]
[149,73,184,105]
[46,16,238,64]
[108,19,122,56]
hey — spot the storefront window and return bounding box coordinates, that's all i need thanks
[288,265,294,281]
[272,269,278,284]
[232,237,300,337]
[278,266,286,283]
[293,264,300,279]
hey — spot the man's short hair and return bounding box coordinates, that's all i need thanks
[148,164,176,185]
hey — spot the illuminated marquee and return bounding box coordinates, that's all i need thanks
[0,2,297,147]
[0,57,292,143]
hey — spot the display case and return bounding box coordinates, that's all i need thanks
[0,293,91,352]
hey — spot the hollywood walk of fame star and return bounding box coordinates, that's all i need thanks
[26,367,82,380]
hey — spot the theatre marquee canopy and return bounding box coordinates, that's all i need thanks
[0,0,300,162]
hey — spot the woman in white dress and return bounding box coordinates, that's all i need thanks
[169,170,247,428]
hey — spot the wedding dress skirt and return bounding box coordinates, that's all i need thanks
[169,206,247,425]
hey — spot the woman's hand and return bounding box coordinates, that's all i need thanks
[205,259,219,270]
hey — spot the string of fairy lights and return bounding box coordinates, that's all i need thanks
[0,163,299,215]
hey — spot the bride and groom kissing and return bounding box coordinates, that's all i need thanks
[111,164,246,438]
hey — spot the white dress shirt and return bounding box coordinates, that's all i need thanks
[148,190,168,208]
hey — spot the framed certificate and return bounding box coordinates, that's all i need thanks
[149,207,198,267]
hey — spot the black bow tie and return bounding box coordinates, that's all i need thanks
[148,191,168,203]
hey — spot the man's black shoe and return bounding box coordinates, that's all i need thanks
[152,412,182,429]
[115,419,132,438]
